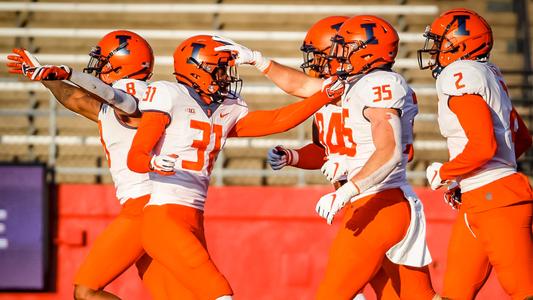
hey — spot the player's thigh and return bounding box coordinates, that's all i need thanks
[369,266,400,300]
[472,202,533,299]
[443,210,491,300]
[382,258,435,300]
[142,204,232,300]
[139,255,197,300]
[74,196,147,289]
[318,190,411,299]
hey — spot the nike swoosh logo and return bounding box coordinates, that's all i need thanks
[329,194,336,210]
[430,170,438,184]
[220,112,230,118]
[333,162,340,178]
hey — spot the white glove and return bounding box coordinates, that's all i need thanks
[150,154,178,176]
[321,155,348,183]
[426,162,446,190]
[316,181,359,224]
[267,145,298,170]
[212,35,271,72]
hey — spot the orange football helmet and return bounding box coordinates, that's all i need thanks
[417,8,493,77]
[300,16,349,78]
[173,35,242,103]
[329,15,399,78]
[84,30,154,84]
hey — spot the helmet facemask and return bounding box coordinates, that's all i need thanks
[84,41,128,79]
[417,26,446,78]
[186,55,243,104]
[329,34,377,79]
[300,44,331,78]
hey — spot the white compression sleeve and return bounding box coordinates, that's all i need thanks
[352,112,403,193]
[69,71,138,114]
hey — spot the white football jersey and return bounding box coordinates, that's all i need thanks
[436,60,517,192]
[341,70,418,199]
[314,104,356,158]
[138,81,249,209]
[98,79,152,204]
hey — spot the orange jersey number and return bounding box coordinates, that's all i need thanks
[372,84,392,102]
[315,112,356,157]
[143,86,157,102]
[182,120,222,175]
[125,82,136,95]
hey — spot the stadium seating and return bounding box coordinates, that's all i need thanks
[0,0,530,185]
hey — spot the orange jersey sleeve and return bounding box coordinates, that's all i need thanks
[440,94,497,180]
[512,107,532,159]
[127,112,170,173]
[229,91,331,137]
[295,143,327,170]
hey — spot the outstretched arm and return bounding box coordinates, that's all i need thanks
[229,90,334,137]
[213,37,322,98]
[7,48,139,118]
[264,61,323,98]
[42,81,101,122]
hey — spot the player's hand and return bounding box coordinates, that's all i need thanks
[30,65,72,81]
[321,155,348,183]
[321,75,345,100]
[426,162,446,190]
[150,154,178,176]
[444,181,461,210]
[267,145,298,170]
[6,48,41,78]
[315,181,359,224]
[212,35,271,72]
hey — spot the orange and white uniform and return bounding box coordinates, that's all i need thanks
[342,71,418,199]
[128,79,333,300]
[316,70,435,300]
[290,104,353,171]
[74,78,151,290]
[138,81,248,209]
[435,59,533,300]
[99,79,152,203]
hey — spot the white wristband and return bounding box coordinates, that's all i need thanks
[252,51,272,73]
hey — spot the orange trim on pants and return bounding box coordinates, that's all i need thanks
[73,194,149,290]
[142,204,232,300]
[443,201,533,300]
[316,188,435,300]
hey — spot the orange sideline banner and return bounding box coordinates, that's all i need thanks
[0,185,509,299]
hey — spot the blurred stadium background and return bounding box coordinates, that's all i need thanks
[0,0,531,299]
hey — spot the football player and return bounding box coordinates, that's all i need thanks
[418,8,533,299]
[215,16,438,300]
[6,30,177,300]
[126,34,342,300]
